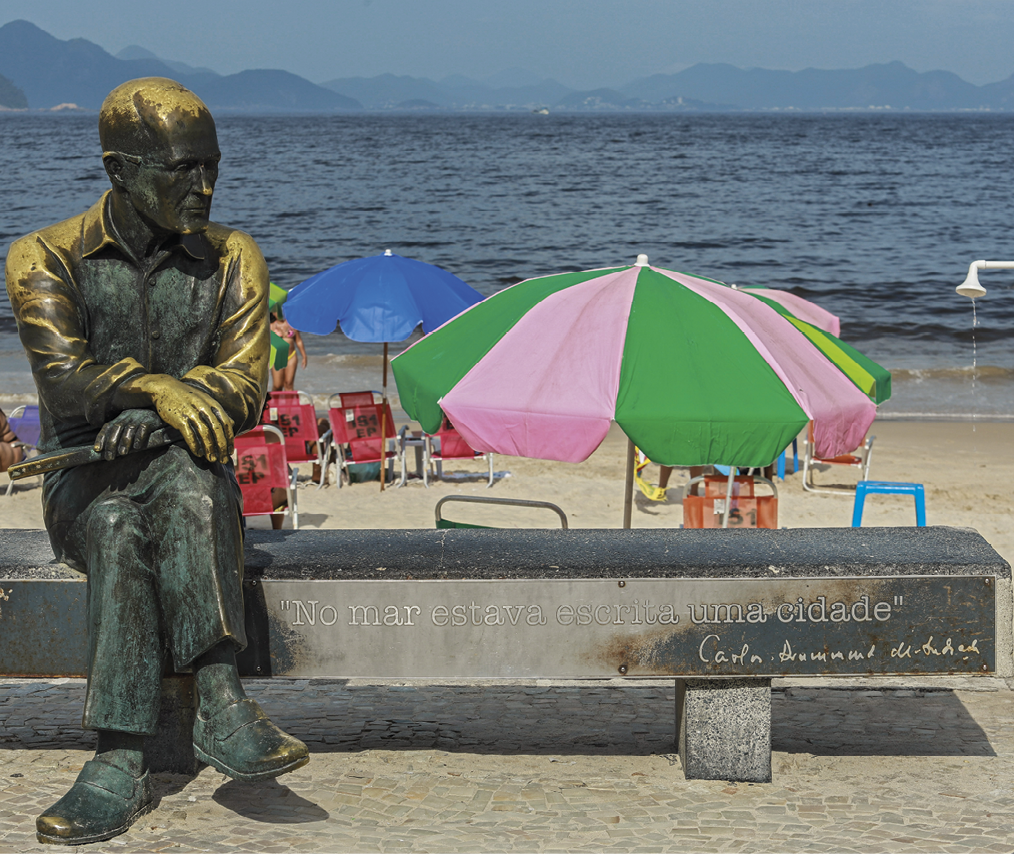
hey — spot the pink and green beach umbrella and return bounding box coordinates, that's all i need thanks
[392,257,878,523]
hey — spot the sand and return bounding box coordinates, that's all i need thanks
[3,411,1012,568]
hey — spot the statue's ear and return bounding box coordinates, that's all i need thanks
[103,152,130,188]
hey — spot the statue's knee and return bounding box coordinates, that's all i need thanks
[87,498,142,542]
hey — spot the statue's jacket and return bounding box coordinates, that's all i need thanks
[4,190,269,454]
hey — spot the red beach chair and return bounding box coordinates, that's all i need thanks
[234,424,298,529]
[262,390,319,481]
[322,394,402,487]
[802,421,875,495]
[424,417,494,487]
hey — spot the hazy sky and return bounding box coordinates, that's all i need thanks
[3,0,1014,89]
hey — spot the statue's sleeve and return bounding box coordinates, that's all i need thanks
[181,230,269,436]
[4,232,147,426]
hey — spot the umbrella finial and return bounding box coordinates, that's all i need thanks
[384,249,393,256]
[635,254,649,267]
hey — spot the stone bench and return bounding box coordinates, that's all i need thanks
[0,526,1009,783]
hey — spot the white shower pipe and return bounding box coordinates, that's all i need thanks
[956,260,1014,299]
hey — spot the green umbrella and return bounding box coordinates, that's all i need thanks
[269,330,290,370]
[268,282,290,369]
[269,281,288,309]
[392,260,877,467]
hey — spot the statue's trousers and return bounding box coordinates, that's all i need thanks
[42,445,247,735]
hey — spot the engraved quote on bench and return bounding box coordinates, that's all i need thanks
[259,576,995,678]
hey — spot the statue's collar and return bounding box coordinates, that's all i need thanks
[82,192,207,261]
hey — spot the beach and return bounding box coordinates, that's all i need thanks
[4,408,1012,567]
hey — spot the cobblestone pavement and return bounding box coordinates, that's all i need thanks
[1,677,1013,852]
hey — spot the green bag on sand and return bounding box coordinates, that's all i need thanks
[347,462,381,483]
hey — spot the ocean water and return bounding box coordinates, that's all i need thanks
[2,111,1014,417]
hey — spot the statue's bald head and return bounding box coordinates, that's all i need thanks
[99,77,215,156]
[100,77,221,237]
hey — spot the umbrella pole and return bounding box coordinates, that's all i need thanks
[623,438,635,529]
[380,343,389,492]
[722,467,736,528]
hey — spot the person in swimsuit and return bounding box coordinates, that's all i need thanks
[269,308,307,392]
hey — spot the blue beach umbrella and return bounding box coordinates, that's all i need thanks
[283,248,484,444]
[284,249,483,342]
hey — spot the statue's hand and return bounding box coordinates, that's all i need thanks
[148,381,235,464]
[94,409,166,461]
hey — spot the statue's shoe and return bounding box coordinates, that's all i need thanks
[36,759,152,845]
[193,697,309,783]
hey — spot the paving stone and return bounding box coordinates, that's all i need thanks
[2,678,1014,851]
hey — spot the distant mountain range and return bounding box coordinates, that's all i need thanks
[0,72,26,109]
[319,72,574,111]
[0,21,361,111]
[2,19,1014,113]
[619,62,1014,111]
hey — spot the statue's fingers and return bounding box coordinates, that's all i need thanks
[214,406,235,444]
[209,405,235,456]
[93,425,110,454]
[103,424,123,461]
[198,411,224,462]
[179,419,205,460]
[195,408,228,463]
[117,426,136,456]
[134,422,151,450]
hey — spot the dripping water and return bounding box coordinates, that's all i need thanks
[971,299,979,432]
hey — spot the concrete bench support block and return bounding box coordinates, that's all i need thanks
[677,678,771,782]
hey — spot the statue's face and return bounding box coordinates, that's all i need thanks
[123,112,221,235]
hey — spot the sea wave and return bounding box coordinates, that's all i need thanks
[889,365,1014,382]
[317,353,387,369]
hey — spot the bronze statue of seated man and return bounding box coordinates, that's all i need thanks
[4,77,308,846]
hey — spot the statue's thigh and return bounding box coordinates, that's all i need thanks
[43,450,165,571]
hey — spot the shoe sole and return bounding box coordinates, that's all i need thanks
[36,801,152,846]
[193,743,309,783]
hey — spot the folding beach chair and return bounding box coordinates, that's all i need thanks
[234,424,298,529]
[4,404,40,496]
[322,393,402,488]
[262,390,319,482]
[265,390,303,407]
[802,421,875,495]
[424,417,494,488]
[333,391,379,409]
[682,474,778,529]
[434,495,568,529]
[316,391,383,487]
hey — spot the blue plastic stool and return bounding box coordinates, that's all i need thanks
[852,481,926,527]
[776,438,799,481]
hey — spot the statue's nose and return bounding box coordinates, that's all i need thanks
[197,166,214,194]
